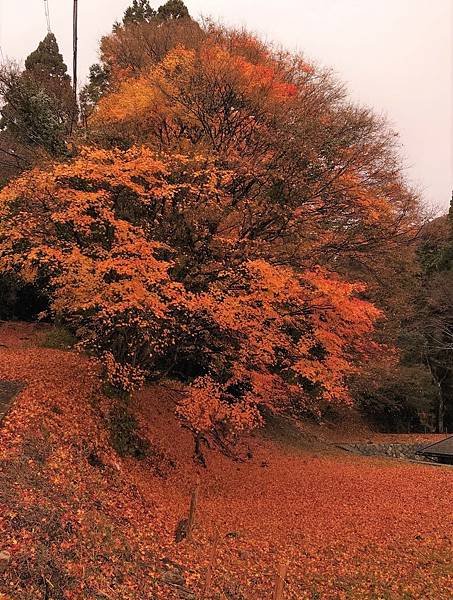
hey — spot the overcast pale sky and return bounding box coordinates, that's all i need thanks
[0,1,451,209]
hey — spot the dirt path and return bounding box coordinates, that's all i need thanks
[0,321,49,349]
[0,380,25,423]
[0,323,39,423]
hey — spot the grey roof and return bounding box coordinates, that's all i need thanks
[417,435,453,457]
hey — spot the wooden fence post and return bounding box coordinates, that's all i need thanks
[0,551,11,575]
[187,485,199,541]
[272,562,288,600]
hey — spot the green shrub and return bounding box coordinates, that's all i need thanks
[109,405,149,459]
[42,327,76,350]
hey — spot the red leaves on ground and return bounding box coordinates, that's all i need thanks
[0,326,451,599]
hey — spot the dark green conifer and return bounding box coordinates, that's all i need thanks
[25,33,70,81]
[157,0,190,20]
[0,33,73,156]
[123,0,156,25]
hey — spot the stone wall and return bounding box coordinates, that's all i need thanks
[337,442,428,461]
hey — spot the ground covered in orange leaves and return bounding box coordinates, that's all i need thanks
[0,323,452,600]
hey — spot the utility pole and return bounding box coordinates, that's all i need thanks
[72,0,79,131]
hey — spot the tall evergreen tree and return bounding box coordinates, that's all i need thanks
[0,33,73,156]
[79,64,111,125]
[25,33,70,81]
[157,0,190,20]
[123,0,156,25]
[120,0,190,27]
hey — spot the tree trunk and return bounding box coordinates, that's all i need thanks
[437,383,445,433]
[426,358,446,434]
[194,432,207,467]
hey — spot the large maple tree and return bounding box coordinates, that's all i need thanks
[0,20,421,451]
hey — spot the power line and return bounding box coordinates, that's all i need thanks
[0,1,4,62]
[44,0,52,34]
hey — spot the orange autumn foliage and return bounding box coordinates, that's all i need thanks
[89,28,420,273]
[0,145,383,442]
[93,44,299,130]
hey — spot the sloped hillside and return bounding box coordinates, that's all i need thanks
[0,324,452,600]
